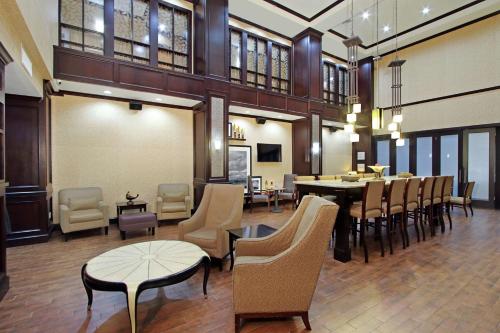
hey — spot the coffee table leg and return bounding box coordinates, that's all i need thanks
[202,256,210,299]
[127,288,138,333]
[81,265,93,311]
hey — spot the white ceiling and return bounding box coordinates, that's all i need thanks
[229,105,305,120]
[230,0,500,59]
[55,80,201,108]
[5,62,42,97]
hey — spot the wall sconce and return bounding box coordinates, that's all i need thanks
[344,124,354,133]
[312,142,320,154]
[391,131,401,139]
[347,113,357,123]
[353,103,362,114]
[213,139,222,150]
[372,108,383,130]
[388,122,398,132]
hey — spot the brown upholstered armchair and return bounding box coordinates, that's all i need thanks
[178,184,244,270]
[232,195,339,332]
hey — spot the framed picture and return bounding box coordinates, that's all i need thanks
[228,145,252,193]
[357,163,366,172]
[251,176,262,193]
[228,122,233,138]
[357,151,365,161]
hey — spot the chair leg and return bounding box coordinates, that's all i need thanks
[398,213,405,249]
[360,219,368,263]
[420,208,426,241]
[235,315,241,333]
[301,312,312,330]
[152,227,156,236]
[352,218,357,248]
[403,211,410,247]
[429,206,435,237]
[439,204,445,234]
[413,209,420,243]
[446,203,452,230]
[218,259,223,272]
[120,231,126,240]
[64,233,69,242]
[375,217,384,257]
[469,203,474,216]
[104,226,109,235]
[463,204,468,217]
[387,215,393,255]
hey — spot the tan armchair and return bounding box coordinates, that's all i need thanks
[233,195,339,332]
[156,183,191,221]
[178,184,244,270]
[58,187,109,241]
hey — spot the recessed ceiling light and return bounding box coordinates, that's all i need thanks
[362,11,370,20]
[383,25,390,33]
[103,90,112,95]
[155,98,162,102]
[422,6,430,15]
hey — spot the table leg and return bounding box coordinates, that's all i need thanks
[117,207,120,218]
[81,265,93,310]
[127,287,138,333]
[202,256,210,298]
[229,234,235,271]
[333,192,352,263]
[272,190,283,213]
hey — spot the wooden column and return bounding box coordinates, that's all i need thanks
[193,0,229,79]
[5,84,53,247]
[352,57,374,170]
[292,118,311,176]
[0,42,12,301]
[292,28,323,100]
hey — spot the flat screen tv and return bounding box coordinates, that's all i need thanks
[257,143,282,162]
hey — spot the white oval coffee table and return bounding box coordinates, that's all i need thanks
[81,240,210,333]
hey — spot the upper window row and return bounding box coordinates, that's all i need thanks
[323,61,348,105]
[230,28,290,95]
[60,0,191,72]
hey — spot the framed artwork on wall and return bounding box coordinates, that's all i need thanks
[228,145,252,193]
[228,122,233,138]
[251,176,262,193]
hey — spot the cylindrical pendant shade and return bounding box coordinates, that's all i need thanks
[391,131,401,139]
[344,124,354,133]
[388,122,397,132]
[347,113,357,123]
[350,133,360,143]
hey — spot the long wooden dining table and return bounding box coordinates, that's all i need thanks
[294,176,406,263]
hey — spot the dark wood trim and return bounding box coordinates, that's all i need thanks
[262,0,344,22]
[328,0,491,50]
[321,51,347,64]
[380,10,500,57]
[149,0,159,67]
[103,0,114,57]
[228,14,292,42]
[228,112,293,123]
[380,85,500,110]
[59,90,194,110]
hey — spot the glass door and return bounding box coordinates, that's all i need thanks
[440,134,459,196]
[376,140,390,176]
[416,137,433,176]
[463,129,495,205]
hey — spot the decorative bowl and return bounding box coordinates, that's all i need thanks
[368,165,390,178]
[341,175,360,182]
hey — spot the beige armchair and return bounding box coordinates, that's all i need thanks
[233,195,339,332]
[156,183,192,221]
[178,184,244,270]
[58,187,109,241]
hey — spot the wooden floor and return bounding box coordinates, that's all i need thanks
[0,205,499,333]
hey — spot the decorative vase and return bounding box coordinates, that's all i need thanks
[368,165,389,178]
[125,191,139,205]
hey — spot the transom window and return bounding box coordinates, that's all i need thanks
[60,0,105,55]
[323,61,348,105]
[271,45,290,94]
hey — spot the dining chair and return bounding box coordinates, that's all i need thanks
[383,179,407,251]
[247,175,271,213]
[450,182,475,217]
[349,180,385,263]
[404,177,422,245]
[441,176,454,229]
[431,176,446,234]
[418,177,435,240]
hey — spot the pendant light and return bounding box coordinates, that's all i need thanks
[372,0,384,130]
[388,0,406,142]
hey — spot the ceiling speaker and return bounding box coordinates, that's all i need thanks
[129,101,142,111]
[256,117,267,124]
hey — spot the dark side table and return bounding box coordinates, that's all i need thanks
[116,200,147,217]
[227,224,277,270]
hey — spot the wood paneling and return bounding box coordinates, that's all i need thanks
[5,94,52,247]
[259,91,286,110]
[229,85,258,106]
[292,118,311,175]
[118,65,164,90]
[292,28,323,100]
[54,48,114,84]
[286,97,308,115]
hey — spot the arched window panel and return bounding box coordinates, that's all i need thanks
[60,0,104,55]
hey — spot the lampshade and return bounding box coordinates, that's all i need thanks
[393,114,403,123]
[388,122,398,132]
[344,124,354,133]
[353,103,361,114]
[350,133,360,143]
[391,131,401,139]
[372,108,383,130]
[347,113,357,123]
[396,138,405,146]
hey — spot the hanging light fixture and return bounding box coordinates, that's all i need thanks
[388,0,406,139]
[396,138,405,146]
[344,123,354,133]
[343,0,363,142]
[372,0,383,130]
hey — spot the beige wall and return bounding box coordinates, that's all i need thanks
[52,95,194,221]
[228,115,292,187]
[374,16,500,134]
[322,128,352,175]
